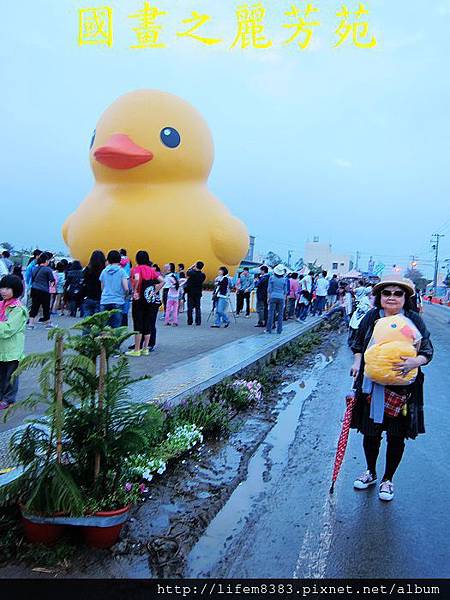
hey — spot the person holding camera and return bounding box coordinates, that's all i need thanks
[211,266,231,328]
[185,261,206,326]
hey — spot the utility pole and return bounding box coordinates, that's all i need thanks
[355,250,360,270]
[431,234,445,291]
[287,250,293,267]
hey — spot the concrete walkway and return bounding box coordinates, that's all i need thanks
[2,292,262,431]
[129,316,322,408]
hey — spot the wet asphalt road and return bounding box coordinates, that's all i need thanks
[186,304,450,578]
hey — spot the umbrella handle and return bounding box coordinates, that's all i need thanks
[329,482,335,494]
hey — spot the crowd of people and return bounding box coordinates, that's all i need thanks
[0,247,426,412]
[0,248,211,409]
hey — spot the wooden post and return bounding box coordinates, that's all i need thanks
[94,339,107,482]
[55,334,64,464]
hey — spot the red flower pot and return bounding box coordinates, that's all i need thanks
[20,506,67,546]
[82,505,130,549]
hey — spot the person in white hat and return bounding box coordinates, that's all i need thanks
[349,274,433,502]
[265,264,288,334]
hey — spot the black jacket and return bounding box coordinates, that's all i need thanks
[82,267,102,301]
[351,308,433,438]
[185,269,206,295]
[255,274,270,300]
[328,278,339,295]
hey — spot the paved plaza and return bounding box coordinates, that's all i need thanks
[1,292,256,432]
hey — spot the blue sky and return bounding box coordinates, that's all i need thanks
[1,1,449,277]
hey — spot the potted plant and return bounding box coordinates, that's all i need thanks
[1,312,165,548]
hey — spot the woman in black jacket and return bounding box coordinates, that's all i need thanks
[350,275,433,502]
[82,250,106,318]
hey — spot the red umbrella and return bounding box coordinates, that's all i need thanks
[329,390,357,494]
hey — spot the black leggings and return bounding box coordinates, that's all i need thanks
[29,288,51,321]
[363,433,405,481]
[236,291,251,316]
[132,302,158,346]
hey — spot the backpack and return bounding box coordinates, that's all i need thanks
[66,274,83,298]
[141,278,162,306]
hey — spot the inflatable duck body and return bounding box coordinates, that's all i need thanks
[62,90,249,280]
[364,315,420,385]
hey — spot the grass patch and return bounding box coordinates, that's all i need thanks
[277,331,323,363]
[167,396,232,438]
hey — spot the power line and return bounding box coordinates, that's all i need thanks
[436,217,450,234]
[431,233,445,290]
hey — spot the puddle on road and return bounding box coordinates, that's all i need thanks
[186,354,332,577]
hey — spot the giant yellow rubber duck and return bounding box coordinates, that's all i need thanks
[364,315,419,385]
[62,90,249,280]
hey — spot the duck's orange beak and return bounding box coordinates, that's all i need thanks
[93,134,153,169]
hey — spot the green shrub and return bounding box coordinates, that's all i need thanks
[213,379,262,411]
[167,397,232,437]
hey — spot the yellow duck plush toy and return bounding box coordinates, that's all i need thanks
[62,90,249,280]
[364,315,419,385]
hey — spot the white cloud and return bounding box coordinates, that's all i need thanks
[334,158,352,168]
[384,32,425,50]
[437,1,450,16]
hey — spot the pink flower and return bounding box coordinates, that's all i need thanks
[124,482,133,492]
[139,483,149,493]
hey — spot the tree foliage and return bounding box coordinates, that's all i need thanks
[404,268,430,291]
[264,251,282,267]
[0,312,165,515]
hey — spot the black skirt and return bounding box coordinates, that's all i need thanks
[352,394,410,437]
[351,386,425,439]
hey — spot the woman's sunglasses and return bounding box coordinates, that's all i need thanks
[381,289,405,298]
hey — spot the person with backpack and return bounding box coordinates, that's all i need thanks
[27,253,56,329]
[164,266,180,326]
[65,260,84,317]
[127,250,164,356]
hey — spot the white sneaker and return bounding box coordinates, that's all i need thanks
[379,480,394,501]
[354,470,377,490]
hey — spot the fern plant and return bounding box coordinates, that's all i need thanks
[0,312,165,515]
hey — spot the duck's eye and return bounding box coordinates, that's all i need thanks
[89,129,96,150]
[160,127,181,148]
